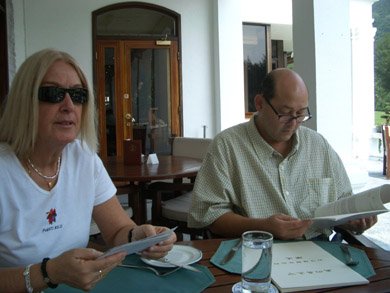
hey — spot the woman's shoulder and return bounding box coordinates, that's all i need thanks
[0,143,13,160]
[65,140,95,155]
[63,140,97,163]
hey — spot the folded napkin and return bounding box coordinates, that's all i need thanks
[47,254,215,293]
[211,239,375,279]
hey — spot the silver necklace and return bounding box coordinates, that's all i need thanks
[27,157,61,180]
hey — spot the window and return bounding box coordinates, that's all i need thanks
[243,23,286,119]
[243,23,270,118]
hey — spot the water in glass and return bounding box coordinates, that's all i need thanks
[241,231,273,293]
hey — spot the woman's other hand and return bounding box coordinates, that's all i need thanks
[131,224,177,259]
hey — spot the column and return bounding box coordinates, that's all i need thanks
[292,0,353,159]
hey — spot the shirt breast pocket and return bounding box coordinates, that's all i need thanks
[303,178,336,214]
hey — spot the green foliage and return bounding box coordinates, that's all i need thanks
[374,0,390,111]
[375,33,390,93]
[380,104,390,125]
[375,82,390,111]
[373,0,390,40]
[375,111,386,125]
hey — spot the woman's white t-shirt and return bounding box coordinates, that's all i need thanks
[0,140,116,267]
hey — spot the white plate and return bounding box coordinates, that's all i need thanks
[141,244,202,268]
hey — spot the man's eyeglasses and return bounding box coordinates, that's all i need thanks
[264,97,312,124]
[38,86,89,104]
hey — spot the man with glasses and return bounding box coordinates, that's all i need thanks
[188,68,376,240]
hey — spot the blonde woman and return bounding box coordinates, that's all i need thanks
[0,49,176,292]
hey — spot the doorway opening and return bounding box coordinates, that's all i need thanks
[93,3,182,158]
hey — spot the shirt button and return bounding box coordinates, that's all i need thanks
[286,191,290,195]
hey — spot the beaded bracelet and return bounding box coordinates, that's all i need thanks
[23,264,33,293]
[41,258,58,289]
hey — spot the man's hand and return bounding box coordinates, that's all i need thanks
[340,215,378,234]
[211,212,313,239]
[131,224,177,259]
[264,214,313,240]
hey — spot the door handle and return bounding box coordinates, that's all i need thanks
[125,113,132,120]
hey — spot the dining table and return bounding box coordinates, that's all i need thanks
[69,237,390,292]
[102,155,202,224]
[183,238,390,292]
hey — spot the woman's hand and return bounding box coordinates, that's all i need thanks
[47,248,126,291]
[131,224,177,259]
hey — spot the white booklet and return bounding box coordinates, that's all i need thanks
[97,227,176,259]
[271,241,369,292]
[311,185,390,228]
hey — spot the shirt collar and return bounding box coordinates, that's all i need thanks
[248,113,300,158]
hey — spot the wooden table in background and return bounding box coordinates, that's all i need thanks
[103,155,202,224]
[177,239,390,292]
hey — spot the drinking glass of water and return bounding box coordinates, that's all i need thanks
[241,231,273,293]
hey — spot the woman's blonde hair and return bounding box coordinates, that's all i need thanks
[0,48,98,157]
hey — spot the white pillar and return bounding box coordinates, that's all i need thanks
[215,0,246,132]
[350,0,377,160]
[292,0,353,159]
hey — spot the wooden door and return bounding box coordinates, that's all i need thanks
[0,0,8,107]
[96,40,180,158]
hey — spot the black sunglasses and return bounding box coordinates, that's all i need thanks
[38,86,89,104]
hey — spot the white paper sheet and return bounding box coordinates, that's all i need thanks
[98,227,176,259]
[271,242,368,292]
[311,185,390,228]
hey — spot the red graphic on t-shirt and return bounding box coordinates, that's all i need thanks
[46,208,57,224]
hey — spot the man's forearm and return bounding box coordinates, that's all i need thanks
[210,212,267,237]
[210,213,313,240]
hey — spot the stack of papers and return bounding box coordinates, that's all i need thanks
[98,227,176,259]
[271,242,368,292]
[311,184,390,228]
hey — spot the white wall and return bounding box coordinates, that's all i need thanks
[6,0,26,79]
[241,0,293,51]
[350,0,377,159]
[293,0,353,159]
[7,0,297,139]
[315,0,353,159]
[292,0,376,160]
[6,0,377,160]
[216,0,245,131]
[7,0,218,138]
[242,0,292,24]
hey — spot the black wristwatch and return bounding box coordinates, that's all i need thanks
[41,257,58,289]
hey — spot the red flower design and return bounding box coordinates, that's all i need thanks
[46,208,57,224]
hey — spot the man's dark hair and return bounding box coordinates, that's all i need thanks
[259,72,276,99]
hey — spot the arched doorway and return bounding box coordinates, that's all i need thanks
[93,3,182,158]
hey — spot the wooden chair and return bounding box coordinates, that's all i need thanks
[382,125,390,179]
[148,137,212,240]
[89,183,140,236]
[334,227,384,249]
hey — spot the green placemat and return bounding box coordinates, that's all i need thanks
[211,239,376,279]
[48,254,215,293]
